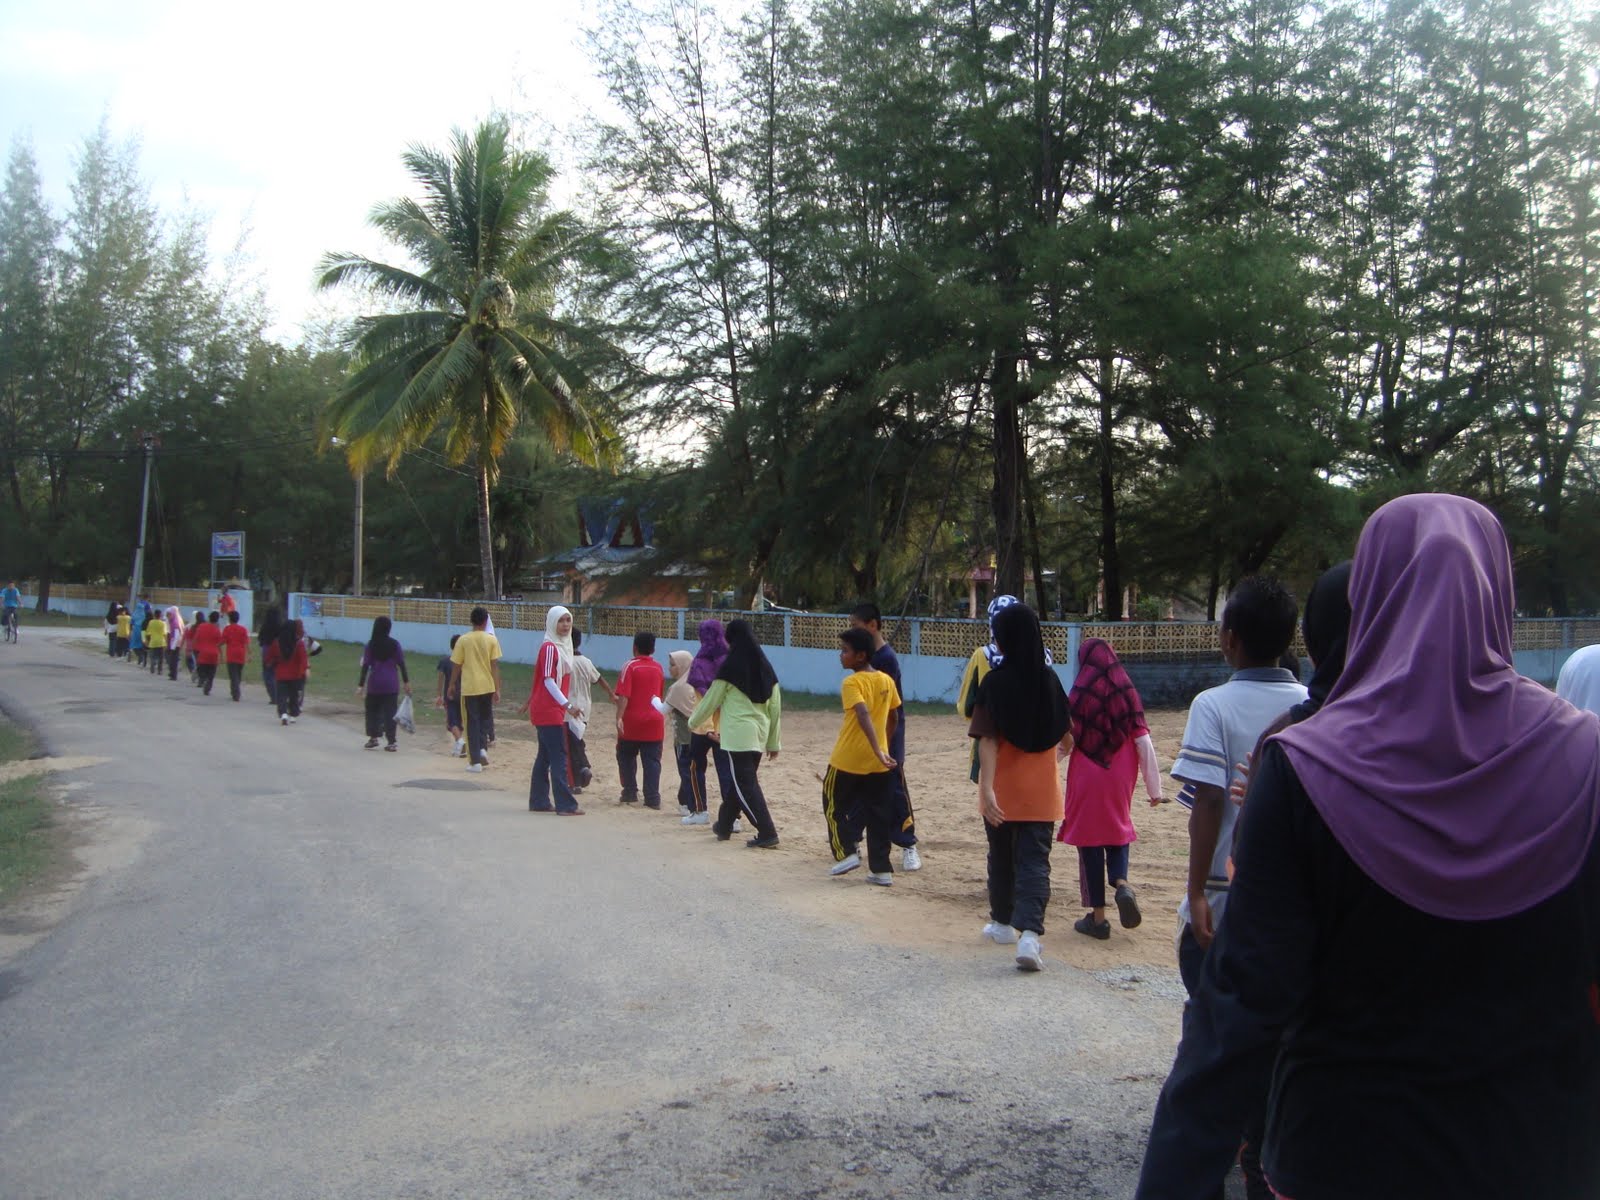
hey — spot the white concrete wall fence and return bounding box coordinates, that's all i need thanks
[23,588,254,632]
[285,593,1599,702]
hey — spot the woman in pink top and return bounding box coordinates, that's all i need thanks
[1058,638,1163,939]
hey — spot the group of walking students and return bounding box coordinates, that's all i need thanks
[434,491,1600,1200]
[96,490,1600,1197]
[102,594,327,729]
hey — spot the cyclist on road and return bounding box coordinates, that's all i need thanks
[1,581,20,641]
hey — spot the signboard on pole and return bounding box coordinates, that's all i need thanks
[210,531,246,587]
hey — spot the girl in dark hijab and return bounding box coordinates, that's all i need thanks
[357,616,410,751]
[257,606,283,705]
[688,619,783,847]
[968,602,1072,971]
[714,619,778,703]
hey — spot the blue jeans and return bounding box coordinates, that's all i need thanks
[1076,844,1131,909]
[529,723,578,813]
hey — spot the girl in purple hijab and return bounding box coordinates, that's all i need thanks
[688,619,729,692]
[686,619,737,829]
[1137,494,1600,1200]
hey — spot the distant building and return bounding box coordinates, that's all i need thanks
[542,499,704,607]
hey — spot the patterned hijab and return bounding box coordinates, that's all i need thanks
[1274,493,1600,921]
[1067,637,1148,769]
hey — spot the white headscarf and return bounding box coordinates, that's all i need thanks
[1556,644,1600,715]
[543,605,575,677]
[164,605,185,637]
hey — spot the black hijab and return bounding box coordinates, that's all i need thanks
[276,620,300,661]
[975,602,1070,752]
[715,619,778,704]
[258,606,283,648]
[367,615,398,662]
[1289,560,1352,723]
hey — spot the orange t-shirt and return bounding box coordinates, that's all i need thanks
[969,703,1066,823]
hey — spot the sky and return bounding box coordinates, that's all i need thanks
[0,0,613,341]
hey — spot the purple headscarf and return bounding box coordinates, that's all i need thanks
[1273,493,1600,921]
[687,619,729,693]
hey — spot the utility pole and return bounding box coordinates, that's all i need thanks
[128,432,158,610]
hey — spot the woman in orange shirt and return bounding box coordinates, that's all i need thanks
[968,601,1071,972]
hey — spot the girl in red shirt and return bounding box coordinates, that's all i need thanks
[264,620,310,725]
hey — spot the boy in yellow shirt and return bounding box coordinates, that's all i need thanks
[114,607,132,659]
[447,606,502,773]
[822,628,902,885]
[144,612,169,675]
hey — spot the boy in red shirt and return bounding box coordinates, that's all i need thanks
[191,611,225,697]
[613,631,667,809]
[220,611,251,701]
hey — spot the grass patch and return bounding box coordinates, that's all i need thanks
[14,609,89,629]
[0,721,54,903]
[300,637,952,724]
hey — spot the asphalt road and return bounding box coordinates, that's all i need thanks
[0,627,1214,1199]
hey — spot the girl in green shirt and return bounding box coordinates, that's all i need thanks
[688,619,783,847]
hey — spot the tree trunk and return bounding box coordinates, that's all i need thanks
[1097,353,1122,620]
[1021,453,1048,616]
[476,462,498,601]
[991,350,1026,599]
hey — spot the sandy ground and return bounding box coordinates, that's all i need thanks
[314,687,1195,972]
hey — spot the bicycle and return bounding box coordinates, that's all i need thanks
[2,608,16,643]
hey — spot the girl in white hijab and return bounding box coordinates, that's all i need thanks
[1556,644,1600,715]
[528,605,584,815]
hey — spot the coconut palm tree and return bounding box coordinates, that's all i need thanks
[318,119,600,598]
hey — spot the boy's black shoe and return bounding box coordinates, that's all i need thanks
[746,835,780,849]
[618,791,638,804]
[644,801,661,810]
[1074,914,1111,940]
[712,826,732,841]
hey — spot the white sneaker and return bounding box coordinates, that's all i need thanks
[865,872,893,886]
[280,715,288,726]
[689,812,710,825]
[731,819,743,833]
[477,752,489,767]
[901,845,922,871]
[679,804,690,816]
[681,813,699,825]
[288,717,297,724]
[466,763,483,774]
[1015,931,1043,971]
[453,738,465,758]
[982,922,1018,945]
[829,853,861,877]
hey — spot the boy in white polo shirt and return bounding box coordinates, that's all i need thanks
[1168,575,1307,1200]
[1172,575,1307,990]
